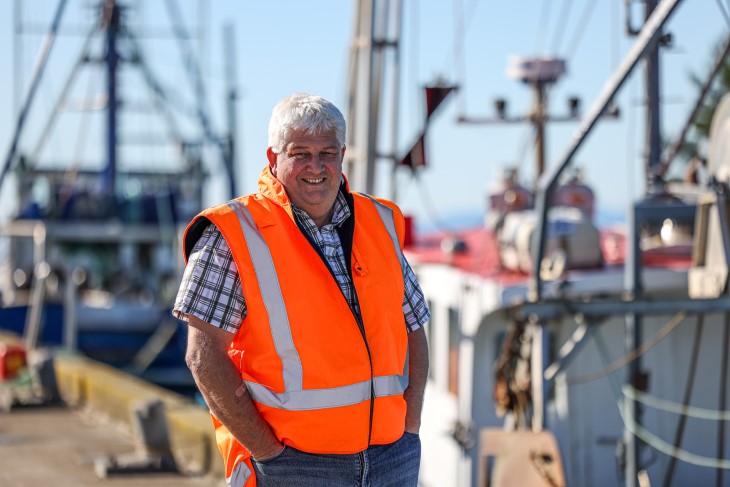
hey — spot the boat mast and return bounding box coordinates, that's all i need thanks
[643,0,663,191]
[346,0,401,195]
[102,0,121,197]
[625,1,664,484]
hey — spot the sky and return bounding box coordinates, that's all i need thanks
[0,0,728,232]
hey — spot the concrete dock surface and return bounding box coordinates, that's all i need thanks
[0,404,225,486]
[0,342,227,486]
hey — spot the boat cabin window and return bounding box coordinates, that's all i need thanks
[448,306,459,396]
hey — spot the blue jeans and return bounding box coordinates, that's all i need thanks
[251,432,421,486]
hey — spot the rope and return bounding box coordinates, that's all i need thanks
[619,398,730,470]
[623,385,730,422]
[568,311,686,385]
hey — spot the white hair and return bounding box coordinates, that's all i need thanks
[268,93,346,152]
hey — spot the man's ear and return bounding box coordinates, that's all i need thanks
[266,148,278,174]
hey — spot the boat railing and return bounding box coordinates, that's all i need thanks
[0,218,188,353]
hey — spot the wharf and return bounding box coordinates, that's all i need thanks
[0,339,226,486]
[0,404,223,486]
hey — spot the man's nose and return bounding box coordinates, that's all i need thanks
[308,154,325,169]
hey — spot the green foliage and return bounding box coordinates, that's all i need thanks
[686,37,730,151]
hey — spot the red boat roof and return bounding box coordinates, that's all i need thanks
[404,225,693,284]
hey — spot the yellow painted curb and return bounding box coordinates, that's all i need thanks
[53,353,224,478]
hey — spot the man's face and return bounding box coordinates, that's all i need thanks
[267,129,345,227]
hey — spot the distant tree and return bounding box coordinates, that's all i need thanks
[675,36,730,168]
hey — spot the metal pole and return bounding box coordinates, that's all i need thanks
[624,203,643,487]
[625,1,662,481]
[347,0,376,193]
[367,0,387,195]
[644,0,662,190]
[345,0,362,181]
[389,0,402,202]
[363,0,375,194]
[103,0,120,197]
[530,321,548,432]
[717,313,730,487]
[223,24,238,198]
[534,83,547,179]
[63,268,79,351]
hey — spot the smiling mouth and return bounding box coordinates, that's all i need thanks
[304,178,325,184]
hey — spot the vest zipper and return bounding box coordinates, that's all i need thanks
[294,219,375,446]
[353,311,375,446]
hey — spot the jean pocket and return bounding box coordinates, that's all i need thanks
[253,446,288,465]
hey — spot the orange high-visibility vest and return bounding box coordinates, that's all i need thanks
[182,168,409,487]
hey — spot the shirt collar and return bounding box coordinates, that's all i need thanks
[291,190,350,229]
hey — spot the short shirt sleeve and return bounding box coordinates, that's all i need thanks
[401,255,430,332]
[172,223,246,333]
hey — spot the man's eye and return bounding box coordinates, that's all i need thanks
[322,152,337,159]
[292,153,308,159]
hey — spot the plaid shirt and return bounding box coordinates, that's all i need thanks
[173,192,430,333]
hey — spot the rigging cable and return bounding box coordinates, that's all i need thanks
[534,0,554,55]
[66,50,102,188]
[662,313,704,487]
[549,0,573,55]
[716,0,730,28]
[449,0,481,116]
[567,311,686,385]
[414,171,463,233]
[1,0,70,190]
[562,0,598,61]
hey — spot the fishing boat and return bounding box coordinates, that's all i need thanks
[345,1,730,485]
[0,0,236,394]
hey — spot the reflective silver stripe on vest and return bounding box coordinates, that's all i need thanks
[245,378,371,410]
[227,459,252,487]
[228,200,303,392]
[360,194,404,274]
[245,371,408,410]
[227,197,408,411]
[374,370,409,398]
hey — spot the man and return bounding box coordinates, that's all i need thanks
[174,93,430,486]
